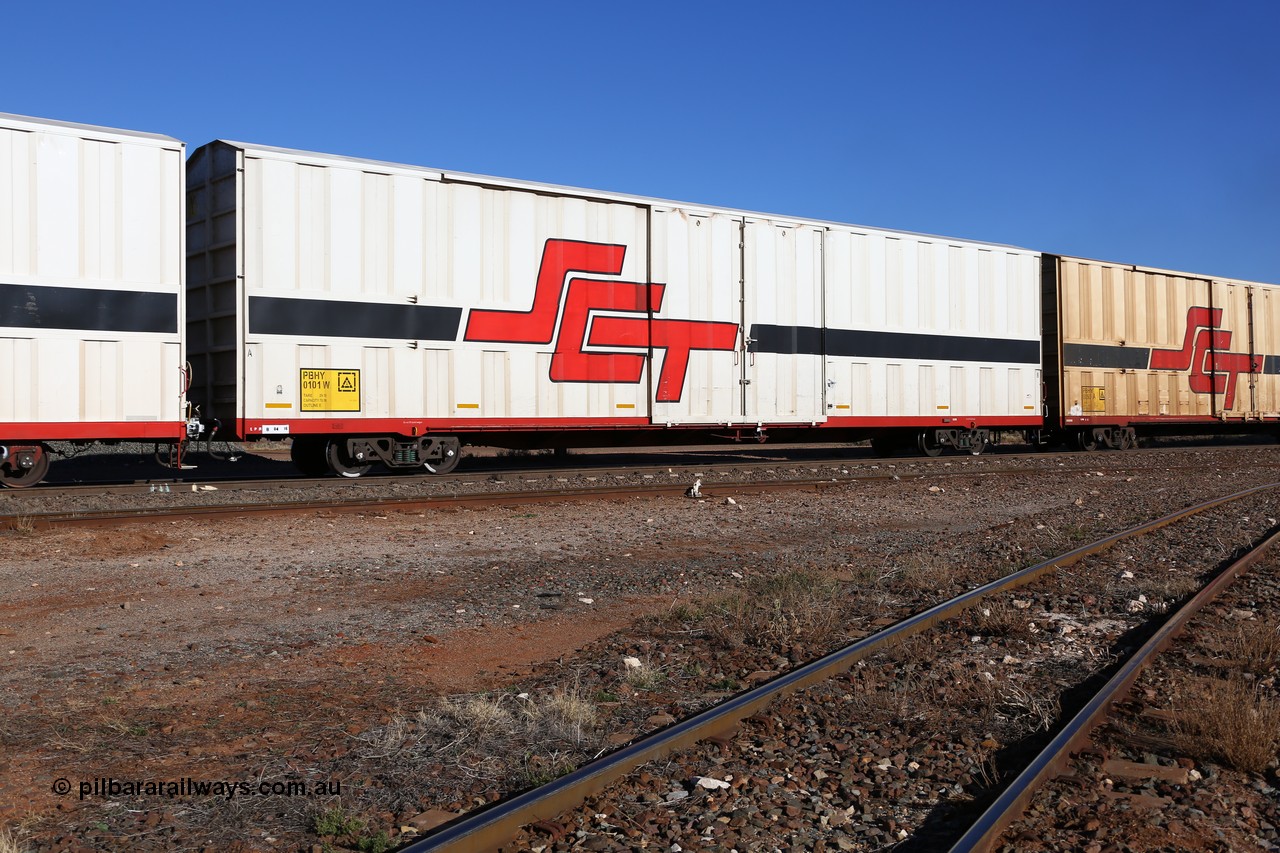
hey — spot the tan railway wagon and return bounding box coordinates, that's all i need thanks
[1042,254,1280,449]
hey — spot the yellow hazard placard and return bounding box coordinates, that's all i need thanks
[300,369,360,412]
[1082,385,1106,413]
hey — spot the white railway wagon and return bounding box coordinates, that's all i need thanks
[0,113,186,487]
[185,140,1041,477]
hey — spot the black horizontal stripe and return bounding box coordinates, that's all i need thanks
[1063,343,1151,370]
[0,282,178,334]
[750,324,1039,364]
[1264,356,1280,375]
[249,296,462,340]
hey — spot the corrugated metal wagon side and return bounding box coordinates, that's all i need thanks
[186,140,665,477]
[0,113,186,487]
[186,138,1047,479]
[821,228,1042,456]
[1045,253,1280,449]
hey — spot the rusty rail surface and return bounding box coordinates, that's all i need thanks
[399,481,1280,852]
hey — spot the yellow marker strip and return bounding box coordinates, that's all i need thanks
[936,405,950,410]
[835,404,851,410]
[265,402,293,409]
[456,403,480,409]
[1024,405,1036,409]
[616,403,636,409]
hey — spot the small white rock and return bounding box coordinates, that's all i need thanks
[622,656,643,669]
[693,776,730,790]
[578,597,594,605]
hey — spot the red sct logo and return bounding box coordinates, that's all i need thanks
[1149,307,1258,409]
[463,239,739,403]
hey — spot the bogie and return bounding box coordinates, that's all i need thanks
[0,444,51,489]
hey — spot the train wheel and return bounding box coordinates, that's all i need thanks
[917,431,944,458]
[325,439,372,479]
[969,439,987,457]
[423,438,461,475]
[1119,429,1136,451]
[0,445,50,489]
[289,436,330,477]
[1075,430,1099,452]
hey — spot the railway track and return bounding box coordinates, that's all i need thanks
[16,436,1280,495]
[394,483,1280,852]
[6,443,1276,529]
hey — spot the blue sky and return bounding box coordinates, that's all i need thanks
[6,1,1277,281]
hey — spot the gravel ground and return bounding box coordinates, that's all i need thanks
[0,443,1278,852]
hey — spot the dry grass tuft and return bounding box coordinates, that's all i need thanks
[529,689,597,746]
[355,686,601,786]
[0,826,29,853]
[996,681,1060,733]
[844,666,933,724]
[1170,675,1280,773]
[2,515,36,537]
[1228,620,1280,676]
[892,556,954,595]
[620,658,667,691]
[1133,575,1202,611]
[702,568,844,650]
[968,601,1032,639]
[454,695,517,736]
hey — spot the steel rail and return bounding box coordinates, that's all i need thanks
[0,476,859,530]
[949,514,1280,852]
[0,461,1165,529]
[399,481,1280,852]
[2,455,1254,528]
[11,439,1256,498]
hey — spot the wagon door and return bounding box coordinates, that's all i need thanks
[648,209,743,424]
[1210,278,1262,418]
[1252,285,1280,415]
[742,218,826,424]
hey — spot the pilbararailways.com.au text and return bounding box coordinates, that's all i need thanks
[54,777,342,801]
